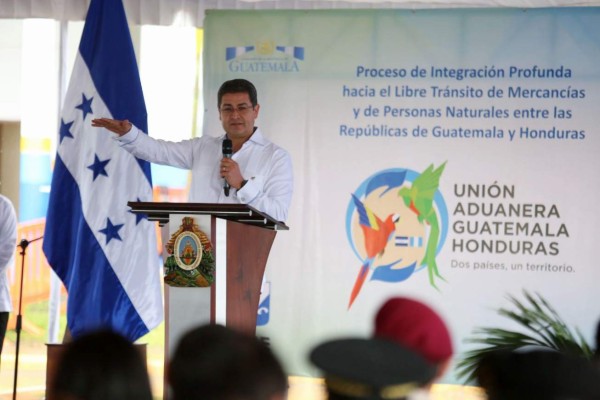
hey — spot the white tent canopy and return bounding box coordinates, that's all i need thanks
[0,0,598,26]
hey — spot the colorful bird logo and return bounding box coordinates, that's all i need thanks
[346,166,448,308]
[348,194,401,308]
[398,162,447,289]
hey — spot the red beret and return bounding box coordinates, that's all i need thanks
[374,297,453,365]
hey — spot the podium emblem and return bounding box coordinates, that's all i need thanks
[164,216,215,287]
[174,232,201,270]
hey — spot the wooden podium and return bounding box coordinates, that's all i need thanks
[128,202,287,397]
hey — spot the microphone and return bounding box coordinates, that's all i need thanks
[222,138,233,196]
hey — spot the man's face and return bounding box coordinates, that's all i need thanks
[219,92,260,140]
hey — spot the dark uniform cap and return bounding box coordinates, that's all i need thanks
[310,337,437,400]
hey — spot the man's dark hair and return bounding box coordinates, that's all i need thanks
[169,324,287,400]
[50,329,153,400]
[218,79,258,108]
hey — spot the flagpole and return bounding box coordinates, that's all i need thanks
[12,236,43,400]
[46,19,69,345]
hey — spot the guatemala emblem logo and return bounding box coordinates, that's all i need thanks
[345,163,449,308]
[225,41,305,73]
[164,217,215,287]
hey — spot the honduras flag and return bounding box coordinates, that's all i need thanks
[43,0,162,341]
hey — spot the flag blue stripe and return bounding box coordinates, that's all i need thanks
[78,0,152,185]
[43,155,149,340]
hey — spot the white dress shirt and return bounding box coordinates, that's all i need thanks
[0,195,17,313]
[116,126,293,222]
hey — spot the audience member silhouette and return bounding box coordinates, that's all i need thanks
[594,319,600,369]
[310,336,436,400]
[476,349,600,400]
[50,329,152,400]
[168,324,288,400]
[374,297,453,385]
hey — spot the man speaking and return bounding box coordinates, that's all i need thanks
[92,79,293,222]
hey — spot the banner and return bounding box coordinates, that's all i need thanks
[204,8,600,380]
[43,0,162,341]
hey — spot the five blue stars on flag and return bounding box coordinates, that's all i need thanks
[62,91,133,245]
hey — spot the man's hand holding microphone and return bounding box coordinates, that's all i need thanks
[220,138,245,196]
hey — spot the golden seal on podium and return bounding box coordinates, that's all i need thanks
[164,216,215,287]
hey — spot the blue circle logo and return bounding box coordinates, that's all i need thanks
[345,164,449,308]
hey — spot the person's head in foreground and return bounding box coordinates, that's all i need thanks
[168,323,288,400]
[476,349,600,400]
[374,297,453,382]
[595,319,600,364]
[310,337,436,400]
[50,329,152,400]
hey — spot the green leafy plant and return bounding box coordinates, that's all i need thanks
[456,290,594,383]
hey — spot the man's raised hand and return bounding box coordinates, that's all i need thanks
[91,118,132,136]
